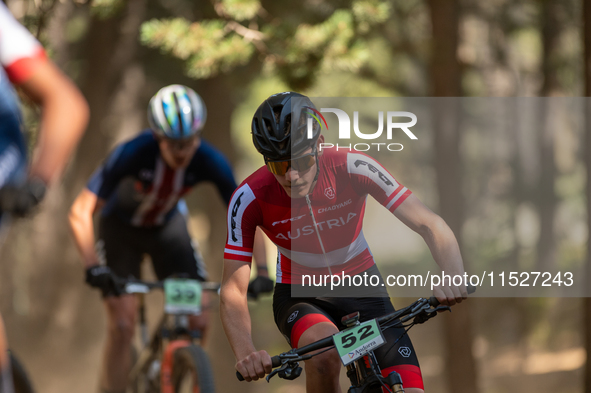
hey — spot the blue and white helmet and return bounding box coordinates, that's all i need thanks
[147,84,207,139]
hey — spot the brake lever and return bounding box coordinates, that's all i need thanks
[266,367,282,382]
[410,298,429,313]
[266,361,302,382]
[280,363,302,380]
[413,305,451,324]
[433,305,451,314]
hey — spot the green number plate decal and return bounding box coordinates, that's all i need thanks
[333,319,385,365]
[163,278,202,315]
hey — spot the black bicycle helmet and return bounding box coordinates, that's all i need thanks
[252,92,321,160]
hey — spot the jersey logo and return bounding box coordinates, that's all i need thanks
[231,192,244,242]
[324,187,335,199]
[272,214,306,226]
[398,346,412,358]
[139,169,154,181]
[287,310,299,323]
[317,199,352,214]
[354,159,394,187]
[275,212,357,240]
[95,240,106,265]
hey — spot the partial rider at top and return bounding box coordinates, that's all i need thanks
[0,3,89,392]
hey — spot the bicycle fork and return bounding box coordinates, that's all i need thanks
[139,294,149,346]
[387,373,404,393]
[347,354,405,393]
[127,295,155,392]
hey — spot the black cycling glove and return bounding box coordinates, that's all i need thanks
[85,265,119,296]
[247,276,274,299]
[0,177,46,217]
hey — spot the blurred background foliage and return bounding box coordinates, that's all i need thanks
[1,0,589,392]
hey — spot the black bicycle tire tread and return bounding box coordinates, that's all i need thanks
[172,345,215,393]
[8,353,35,393]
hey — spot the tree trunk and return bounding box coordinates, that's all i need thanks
[190,76,238,279]
[582,1,591,391]
[428,1,479,392]
[191,75,249,393]
[536,0,562,271]
[69,0,148,192]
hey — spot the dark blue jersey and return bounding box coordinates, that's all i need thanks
[0,69,28,188]
[87,130,237,226]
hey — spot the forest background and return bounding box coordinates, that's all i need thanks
[1,0,591,392]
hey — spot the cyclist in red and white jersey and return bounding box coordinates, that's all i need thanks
[220,92,467,393]
[0,3,89,392]
[225,146,412,285]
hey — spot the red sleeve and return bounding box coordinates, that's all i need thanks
[5,48,47,84]
[346,152,412,213]
[0,3,48,84]
[224,183,262,262]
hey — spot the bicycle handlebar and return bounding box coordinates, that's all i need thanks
[428,284,477,307]
[236,285,477,382]
[272,356,281,368]
[236,356,282,381]
[114,277,220,295]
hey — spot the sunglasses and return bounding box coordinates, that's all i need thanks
[265,151,317,176]
[160,136,198,152]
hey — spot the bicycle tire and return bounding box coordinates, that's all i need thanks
[129,346,160,393]
[8,352,34,393]
[171,345,215,393]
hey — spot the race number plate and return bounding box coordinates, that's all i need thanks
[333,319,385,366]
[163,278,202,315]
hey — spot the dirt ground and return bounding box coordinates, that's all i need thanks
[3,292,584,393]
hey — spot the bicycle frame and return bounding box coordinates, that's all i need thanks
[122,279,219,393]
[131,294,202,391]
[344,352,404,393]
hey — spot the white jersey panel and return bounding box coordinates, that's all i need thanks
[277,230,369,268]
[0,3,41,68]
[227,183,257,248]
[346,152,400,195]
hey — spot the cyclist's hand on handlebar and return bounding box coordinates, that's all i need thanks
[0,178,46,217]
[247,276,274,300]
[433,284,468,307]
[85,265,119,295]
[235,350,273,382]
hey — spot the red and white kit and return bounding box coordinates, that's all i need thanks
[224,148,412,283]
[0,2,47,83]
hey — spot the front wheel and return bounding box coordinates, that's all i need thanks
[171,345,215,393]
